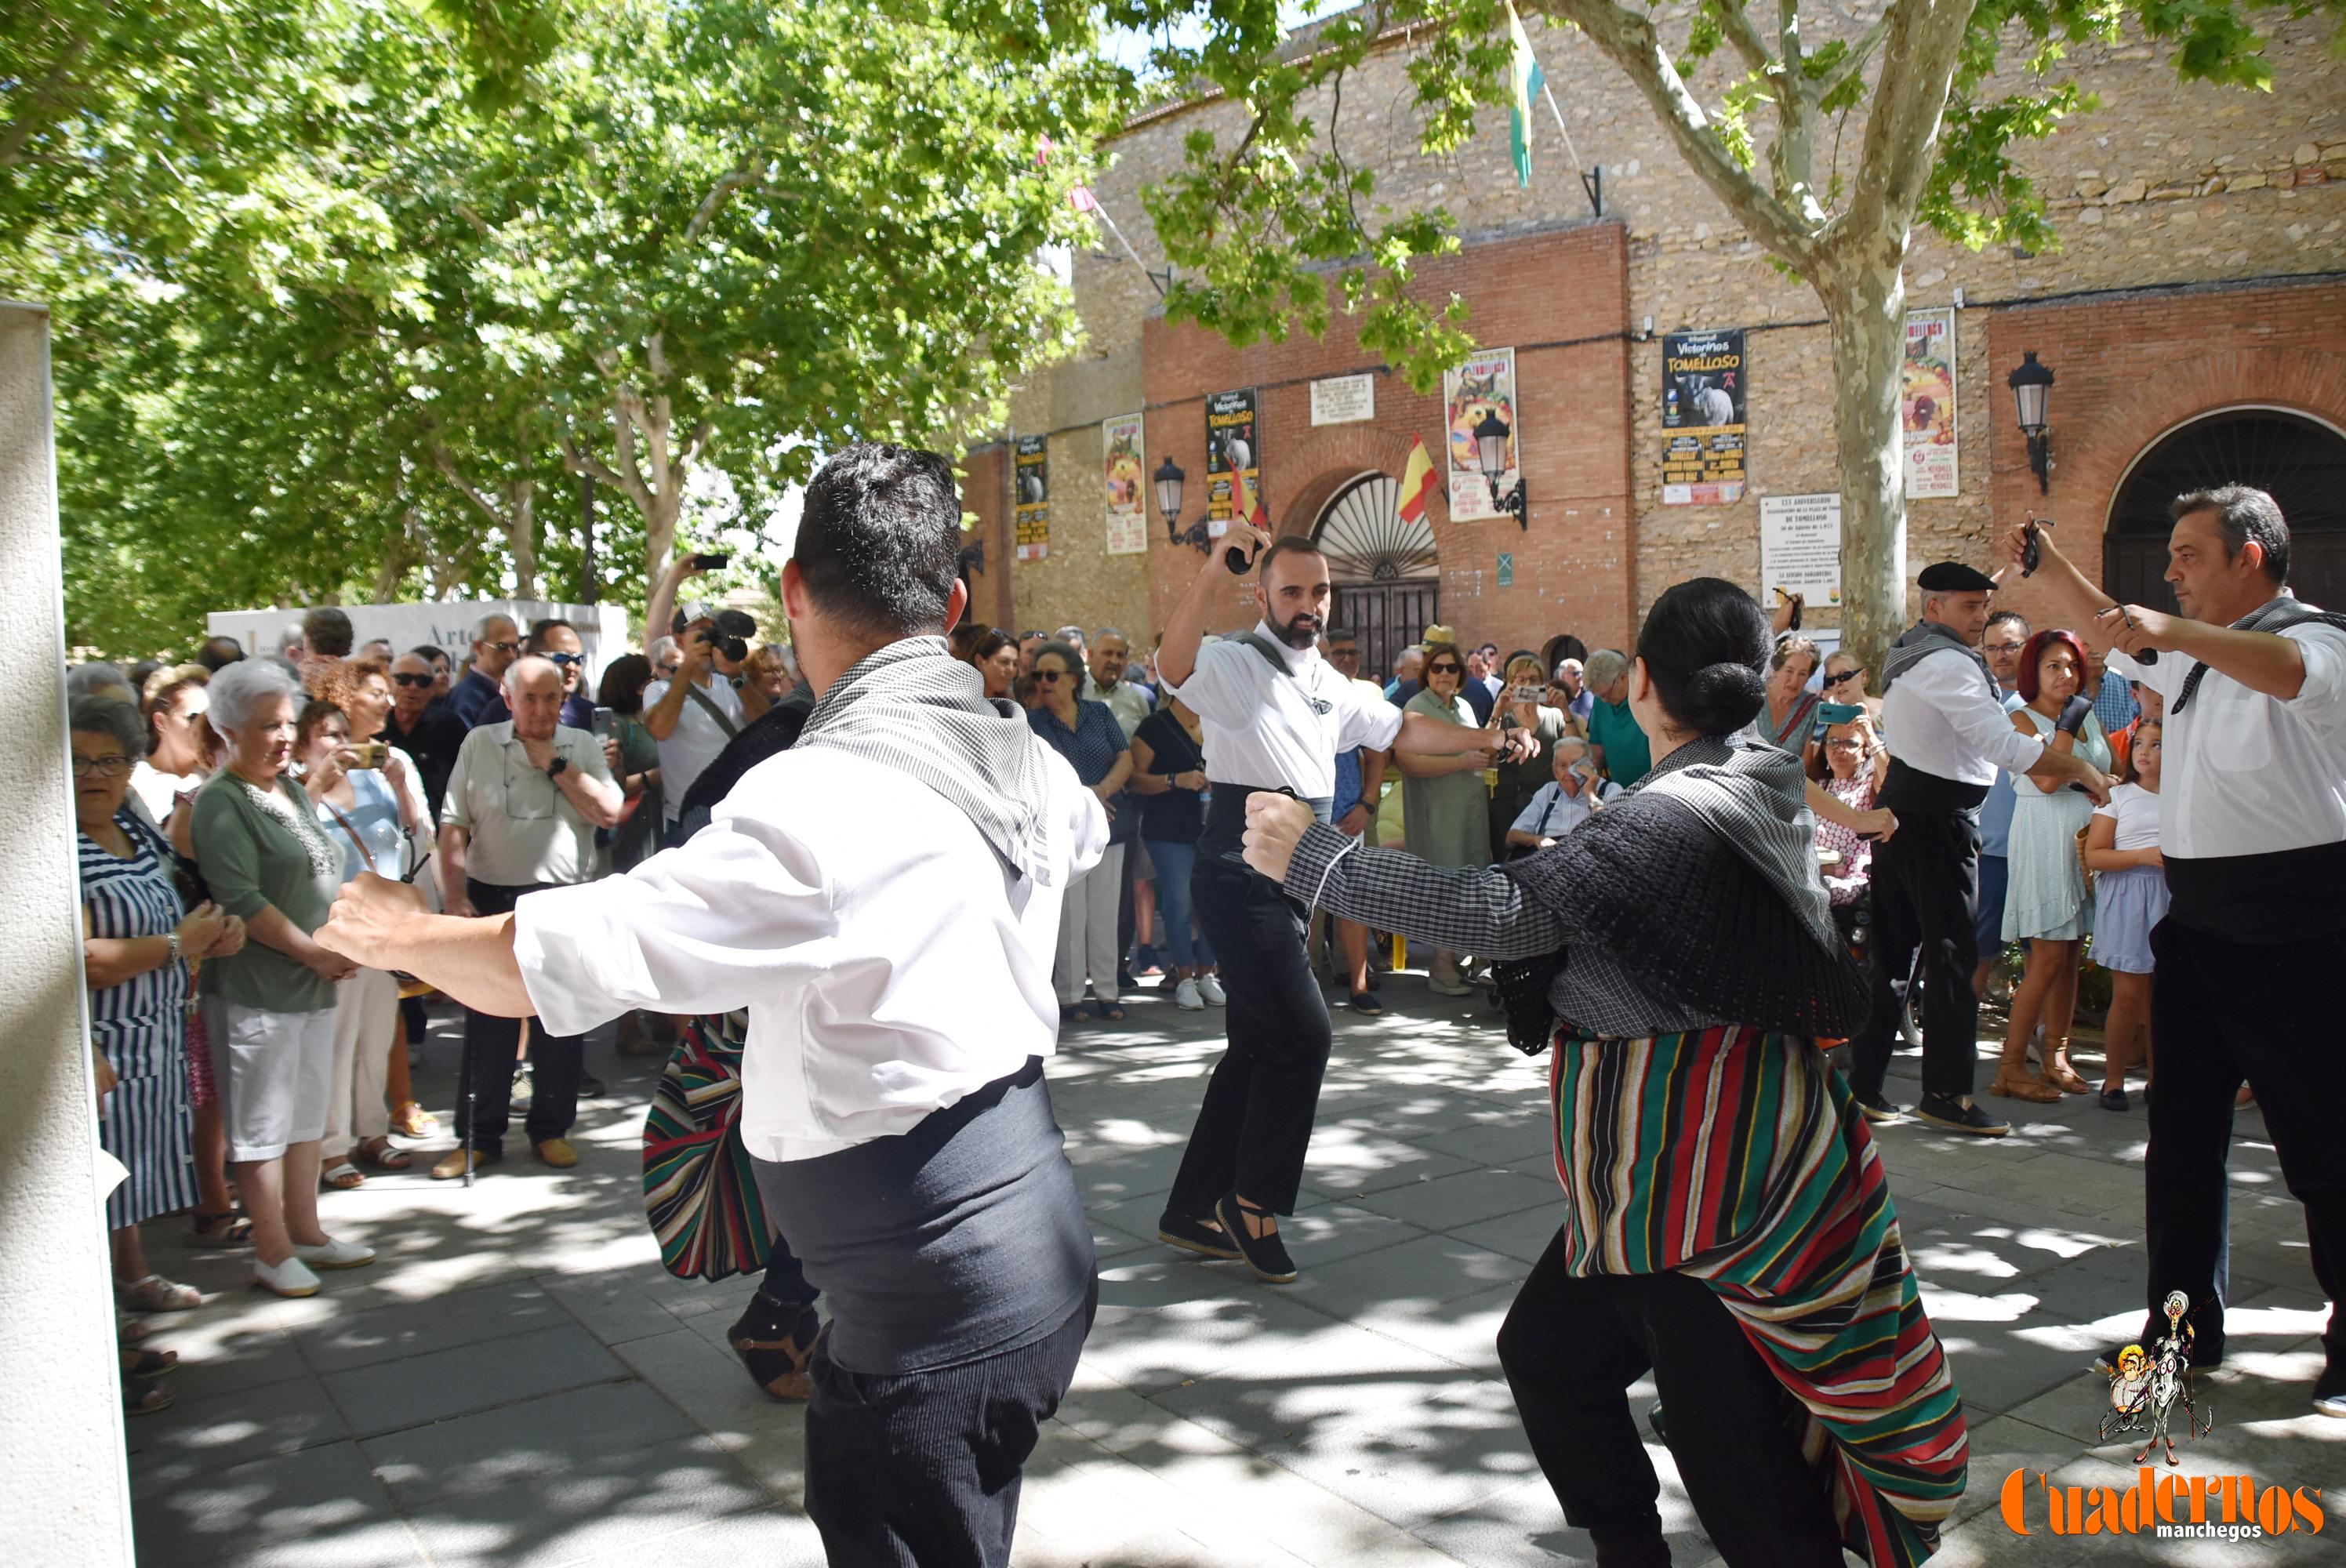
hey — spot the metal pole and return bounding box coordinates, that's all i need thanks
[1539,82,1603,217]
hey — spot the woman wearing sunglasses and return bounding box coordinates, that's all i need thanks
[1397,643,1492,996]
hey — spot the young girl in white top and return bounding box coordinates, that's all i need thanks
[2084,718,2163,1111]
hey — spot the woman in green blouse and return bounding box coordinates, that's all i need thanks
[190,660,375,1299]
[1396,644,1491,996]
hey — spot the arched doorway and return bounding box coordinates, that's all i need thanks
[2104,408,2346,612]
[1312,472,1437,679]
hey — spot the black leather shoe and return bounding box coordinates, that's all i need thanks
[1157,1209,1240,1260]
[1853,1090,1904,1123]
[1216,1192,1297,1283]
[1914,1093,2009,1137]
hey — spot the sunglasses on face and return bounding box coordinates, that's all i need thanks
[545,652,584,668]
[481,641,521,655]
[1821,668,1865,687]
[1034,669,1067,682]
[391,672,434,688]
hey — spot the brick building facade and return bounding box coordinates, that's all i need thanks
[960,10,2345,669]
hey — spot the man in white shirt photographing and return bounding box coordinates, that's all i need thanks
[317,443,1108,1564]
[1843,561,2111,1139]
[2001,486,2346,1421]
[1153,522,1534,1283]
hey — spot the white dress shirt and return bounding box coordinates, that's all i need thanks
[2109,622,2346,858]
[1879,644,2045,786]
[1168,623,1404,797]
[510,746,1108,1163]
[1509,777,1618,839]
[643,674,746,822]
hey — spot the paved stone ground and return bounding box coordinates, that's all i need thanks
[126,969,2340,1567]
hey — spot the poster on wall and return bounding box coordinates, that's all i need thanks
[1759,492,1843,604]
[1902,307,1959,499]
[1443,347,1520,523]
[1102,414,1148,556]
[1013,434,1049,561]
[1660,328,1747,505]
[1205,389,1258,539]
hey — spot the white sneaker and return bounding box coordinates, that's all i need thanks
[294,1237,376,1271]
[252,1255,321,1298]
[1197,975,1227,1006]
[1175,978,1205,1011]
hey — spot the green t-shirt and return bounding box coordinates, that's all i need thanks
[1586,697,1652,786]
[190,771,345,1013]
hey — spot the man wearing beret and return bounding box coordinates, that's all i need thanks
[1845,561,2112,1135]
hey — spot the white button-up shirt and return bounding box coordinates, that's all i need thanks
[2109,621,2346,858]
[1879,644,2046,786]
[1168,623,1405,797]
[510,746,1106,1163]
[440,724,613,887]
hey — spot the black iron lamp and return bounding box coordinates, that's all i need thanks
[1472,408,1530,531]
[1158,455,1208,551]
[957,534,986,577]
[2008,351,2055,495]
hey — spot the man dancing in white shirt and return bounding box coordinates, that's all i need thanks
[1153,527,1532,1283]
[319,445,1106,1568]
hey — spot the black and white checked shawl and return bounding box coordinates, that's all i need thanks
[795,636,1062,887]
[1283,736,1867,1040]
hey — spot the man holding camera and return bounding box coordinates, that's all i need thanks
[432,656,622,1178]
[644,553,772,840]
[1152,524,1535,1283]
[1844,561,2112,1138]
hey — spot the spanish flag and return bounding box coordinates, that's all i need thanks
[1232,459,1269,529]
[1398,434,1437,524]
[1507,2,1545,188]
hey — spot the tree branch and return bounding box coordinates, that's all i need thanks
[0,29,92,171]
[1770,0,1824,224]
[428,438,510,529]
[1544,0,1814,262]
[1712,0,1778,77]
[1835,0,1974,249]
[1817,13,1894,104]
[683,158,761,245]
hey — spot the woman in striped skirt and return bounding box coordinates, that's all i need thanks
[72,699,248,1320]
[1244,579,1967,1568]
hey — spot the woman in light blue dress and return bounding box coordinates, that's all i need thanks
[1994,630,2111,1102]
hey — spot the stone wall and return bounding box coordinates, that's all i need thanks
[1023,8,2345,645]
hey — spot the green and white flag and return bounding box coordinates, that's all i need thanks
[1507,2,1546,188]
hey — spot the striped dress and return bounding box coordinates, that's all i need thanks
[81,812,197,1229]
[1549,1024,1966,1568]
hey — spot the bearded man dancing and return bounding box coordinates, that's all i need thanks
[1153,524,1534,1283]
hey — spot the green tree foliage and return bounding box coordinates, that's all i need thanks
[10,0,1122,659]
[1058,0,2337,663]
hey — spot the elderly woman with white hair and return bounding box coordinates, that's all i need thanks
[188,659,374,1298]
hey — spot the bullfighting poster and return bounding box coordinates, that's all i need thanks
[1014,434,1049,561]
[1102,414,1147,556]
[1443,347,1520,524]
[1661,328,1747,506]
[1205,389,1258,538]
[1903,308,1959,499]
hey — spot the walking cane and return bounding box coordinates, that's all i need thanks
[459,1017,476,1189]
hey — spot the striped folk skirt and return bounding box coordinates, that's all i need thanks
[1547,1024,1967,1568]
[96,1011,198,1229]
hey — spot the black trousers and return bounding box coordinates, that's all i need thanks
[1168,856,1333,1217]
[804,1279,1097,1568]
[1498,1236,1844,1567]
[456,879,584,1149]
[1847,811,1980,1102]
[2141,916,2345,1365]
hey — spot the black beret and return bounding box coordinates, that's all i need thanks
[1917,561,1998,593]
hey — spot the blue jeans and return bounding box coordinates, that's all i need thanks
[1144,840,1214,969]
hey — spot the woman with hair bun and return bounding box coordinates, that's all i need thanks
[1241,577,1967,1568]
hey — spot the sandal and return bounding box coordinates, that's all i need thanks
[117,1312,151,1345]
[1089,998,1127,1022]
[116,1274,201,1313]
[122,1373,176,1417]
[2040,1048,2091,1095]
[390,1101,439,1138]
[186,1210,253,1248]
[1059,1005,1085,1025]
[355,1137,412,1171]
[320,1160,365,1191]
[1988,1071,2061,1105]
[122,1346,180,1378]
